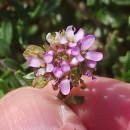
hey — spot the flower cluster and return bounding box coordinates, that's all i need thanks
[23,26,103,98]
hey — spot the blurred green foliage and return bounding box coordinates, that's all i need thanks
[0,0,130,96]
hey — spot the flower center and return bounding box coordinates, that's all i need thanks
[41,63,45,68]
[52,36,55,41]
[69,38,74,42]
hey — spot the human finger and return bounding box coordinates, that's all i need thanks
[0,87,86,130]
[71,76,130,130]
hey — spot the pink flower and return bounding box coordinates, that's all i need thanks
[24,25,103,97]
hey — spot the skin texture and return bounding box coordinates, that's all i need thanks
[0,77,130,130]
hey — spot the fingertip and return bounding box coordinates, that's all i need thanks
[70,77,130,130]
[0,87,86,130]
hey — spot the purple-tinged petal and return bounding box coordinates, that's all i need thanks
[48,50,55,56]
[53,68,64,78]
[43,53,53,63]
[54,58,61,63]
[46,63,54,72]
[85,51,103,61]
[59,79,70,95]
[81,35,95,51]
[59,36,68,44]
[87,61,97,68]
[66,26,75,38]
[92,76,96,81]
[57,48,64,53]
[36,68,45,76]
[61,60,68,65]
[27,58,42,67]
[68,42,77,48]
[70,57,78,66]
[76,54,84,62]
[71,47,80,56]
[74,28,84,42]
[66,49,72,56]
[85,70,92,77]
[62,64,71,73]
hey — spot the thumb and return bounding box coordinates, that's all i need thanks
[0,87,86,130]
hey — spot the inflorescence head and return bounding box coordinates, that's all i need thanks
[23,25,103,99]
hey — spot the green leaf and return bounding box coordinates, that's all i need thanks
[0,89,4,97]
[119,52,130,72]
[9,75,21,88]
[29,0,44,18]
[0,79,9,93]
[21,62,29,70]
[1,21,13,45]
[14,70,31,86]
[128,16,130,27]
[101,0,110,5]
[29,0,61,18]
[0,39,10,57]
[112,0,130,5]
[27,25,38,35]
[96,10,126,28]
[87,0,96,6]
[3,58,21,70]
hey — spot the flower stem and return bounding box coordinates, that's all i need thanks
[57,90,67,100]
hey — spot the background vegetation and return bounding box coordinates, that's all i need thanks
[0,0,130,96]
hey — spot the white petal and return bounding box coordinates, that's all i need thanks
[55,32,60,42]
[36,68,45,76]
[74,28,84,42]
[68,42,77,48]
[59,36,68,44]
[46,33,53,43]
[66,26,75,38]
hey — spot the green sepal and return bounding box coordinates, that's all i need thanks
[72,67,81,80]
[32,76,49,88]
[65,95,85,106]
[23,72,35,80]
[23,45,44,59]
